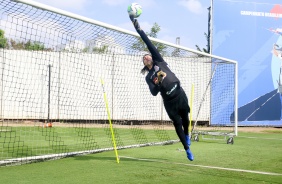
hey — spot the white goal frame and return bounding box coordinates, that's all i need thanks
[0,0,237,166]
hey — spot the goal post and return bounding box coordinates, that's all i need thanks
[0,0,237,166]
[191,59,238,144]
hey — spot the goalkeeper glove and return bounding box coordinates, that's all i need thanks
[129,15,141,31]
[157,70,166,84]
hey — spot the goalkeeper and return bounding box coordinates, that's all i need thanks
[130,16,194,161]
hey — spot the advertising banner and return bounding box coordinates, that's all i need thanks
[212,0,282,126]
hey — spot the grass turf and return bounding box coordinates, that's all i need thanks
[1,130,282,184]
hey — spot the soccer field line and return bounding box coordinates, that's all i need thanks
[120,156,282,176]
[238,136,282,141]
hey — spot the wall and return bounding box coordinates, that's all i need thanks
[0,50,212,121]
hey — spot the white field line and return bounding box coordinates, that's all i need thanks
[120,156,282,176]
[238,136,282,141]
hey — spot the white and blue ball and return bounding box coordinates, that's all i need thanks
[127,3,142,18]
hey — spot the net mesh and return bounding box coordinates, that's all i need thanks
[0,0,237,166]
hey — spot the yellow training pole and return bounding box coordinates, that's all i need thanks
[189,84,194,138]
[101,79,119,163]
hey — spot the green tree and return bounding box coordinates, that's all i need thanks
[93,45,108,53]
[82,47,90,53]
[10,39,45,50]
[131,23,167,55]
[171,48,181,57]
[0,29,8,48]
[195,6,211,56]
[195,32,209,53]
[10,39,25,50]
[25,40,45,51]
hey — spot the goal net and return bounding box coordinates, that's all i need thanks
[0,0,237,166]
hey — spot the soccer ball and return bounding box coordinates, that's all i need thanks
[127,3,142,18]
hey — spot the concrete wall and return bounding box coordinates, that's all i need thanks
[0,50,211,121]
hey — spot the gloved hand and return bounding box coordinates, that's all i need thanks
[157,70,166,83]
[129,15,135,22]
[129,15,141,31]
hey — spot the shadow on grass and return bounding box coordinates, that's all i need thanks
[73,154,170,163]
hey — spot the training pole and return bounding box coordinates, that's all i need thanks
[101,79,119,163]
[189,84,194,138]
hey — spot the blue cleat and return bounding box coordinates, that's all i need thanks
[185,135,191,146]
[186,148,194,161]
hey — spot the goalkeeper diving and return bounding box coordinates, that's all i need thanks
[129,15,194,161]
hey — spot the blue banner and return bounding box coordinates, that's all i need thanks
[212,0,282,126]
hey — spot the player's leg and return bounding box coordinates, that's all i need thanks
[179,91,191,146]
[172,115,188,150]
[171,117,193,161]
[164,101,194,161]
[182,118,191,147]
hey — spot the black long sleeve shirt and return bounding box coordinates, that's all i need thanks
[137,29,180,101]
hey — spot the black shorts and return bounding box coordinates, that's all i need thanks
[163,87,190,121]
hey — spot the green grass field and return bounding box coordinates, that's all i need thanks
[1,129,282,184]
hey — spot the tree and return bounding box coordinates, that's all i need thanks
[0,29,8,48]
[131,23,167,55]
[25,40,45,51]
[195,32,209,53]
[195,6,211,56]
[171,48,181,57]
[0,29,50,51]
[10,39,45,51]
[93,45,108,53]
[10,39,25,50]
